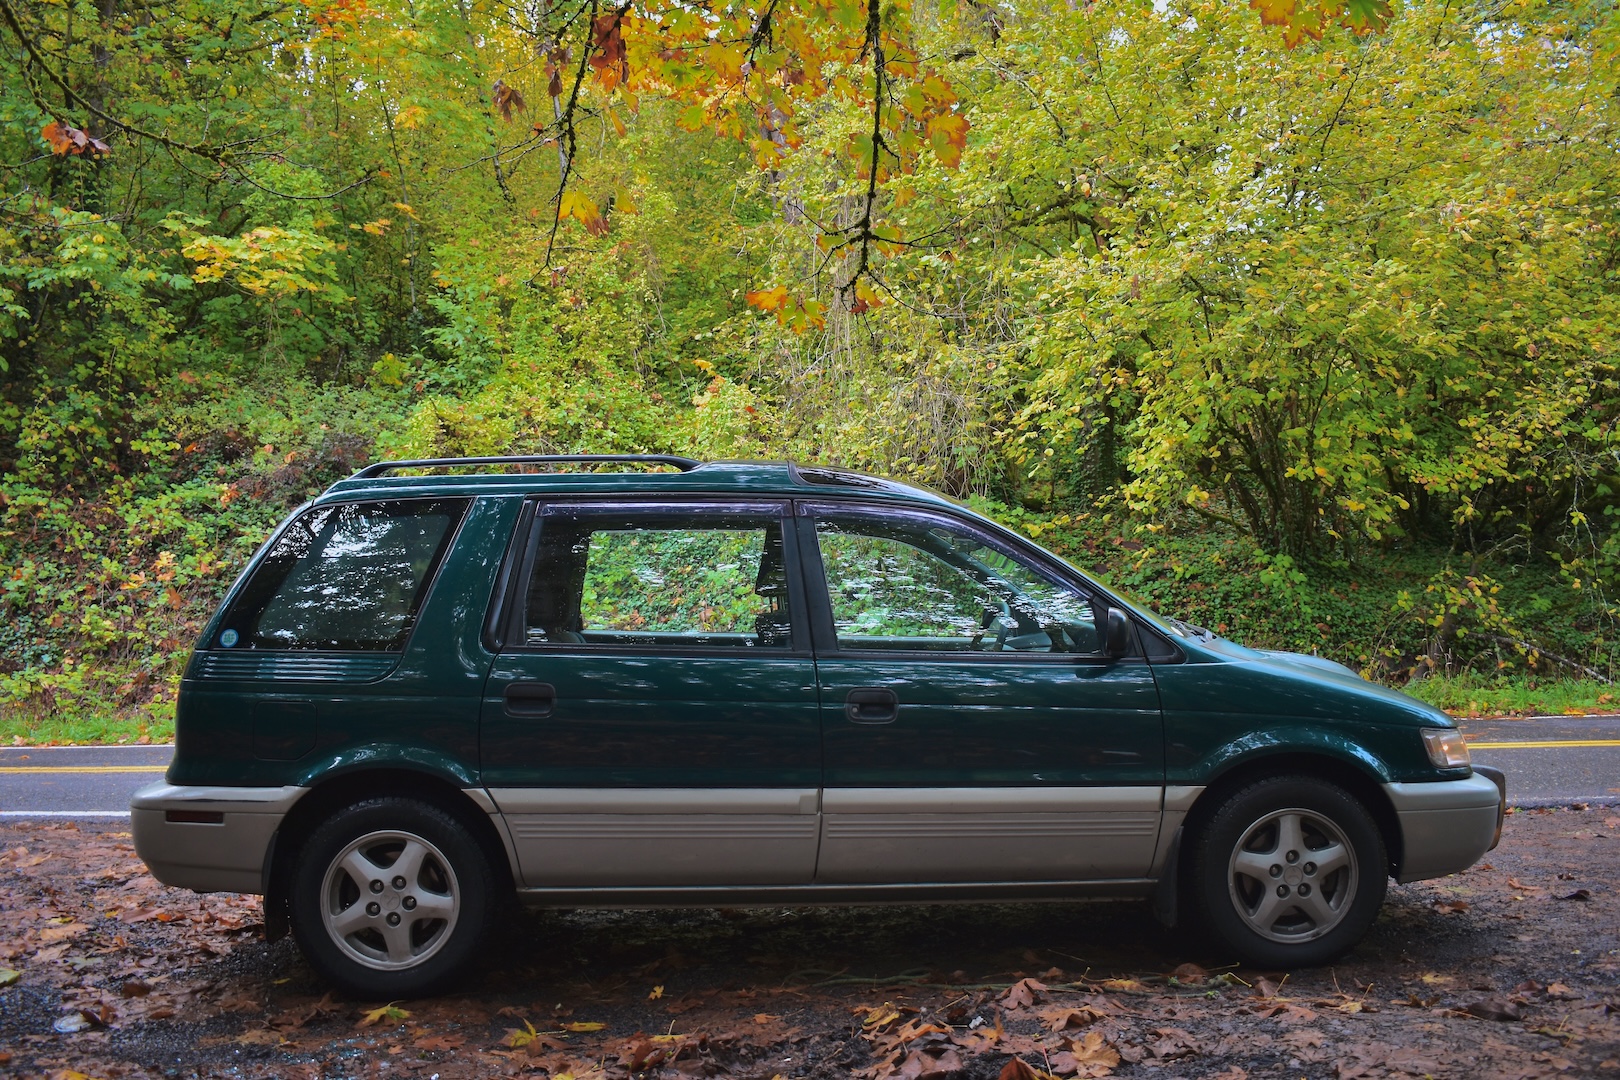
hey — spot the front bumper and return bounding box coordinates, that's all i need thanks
[1384,770,1507,883]
[131,782,305,894]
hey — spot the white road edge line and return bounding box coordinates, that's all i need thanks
[0,810,131,817]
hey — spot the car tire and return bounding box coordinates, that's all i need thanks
[1189,776,1387,968]
[289,797,494,998]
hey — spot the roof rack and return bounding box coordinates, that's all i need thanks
[352,454,703,479]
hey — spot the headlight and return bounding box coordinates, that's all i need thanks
[1422,727,1472,769]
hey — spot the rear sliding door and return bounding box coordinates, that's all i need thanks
[480,500,820,887]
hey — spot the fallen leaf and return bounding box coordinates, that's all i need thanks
[235,1029,284,1046]
[53,1012,94,1034]
[0,969,18,987]
[1558,888,1592,901]
[1465,996,1525,1022]
[1396,993,1441,1007]
[506,1019,543,1048]
[999,1058,1050,1080]
[1100,978,1146,993]
[1144,1026,1202,1060]
[359,1003,411,1027]
[561,1020,606,1032]
[1038,1003,1106,1031]
[1001,978,1049,1010]
[649,984,664,1000]
[859,1001,903,1030]
[1433,899,1471,914]
[898,1045,966,1079]
[1064,1030,1122,1069]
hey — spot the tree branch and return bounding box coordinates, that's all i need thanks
[0,0,372,201]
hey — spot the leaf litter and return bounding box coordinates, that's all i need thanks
[0,807,1616,1078]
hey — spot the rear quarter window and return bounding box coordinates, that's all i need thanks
[216,498,468,651]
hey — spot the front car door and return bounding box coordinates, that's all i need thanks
[481,499,821,887]
[800,502,1166,884]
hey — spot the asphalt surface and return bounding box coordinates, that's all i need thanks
[1461,712,1620,806]
[0,744,170,815]
[1,714,1615,816]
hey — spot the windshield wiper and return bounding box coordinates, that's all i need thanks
[1168,617,1214,640]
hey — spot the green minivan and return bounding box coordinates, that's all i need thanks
[132,456,1505,997]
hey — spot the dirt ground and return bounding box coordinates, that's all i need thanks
[0,806,1616,1080]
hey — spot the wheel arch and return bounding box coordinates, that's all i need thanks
[1180,752,1402,879]
[263,767,515,941]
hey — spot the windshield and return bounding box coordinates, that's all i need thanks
[988,524,1213,641]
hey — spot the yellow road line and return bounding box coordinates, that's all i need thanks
[0,766,167,774]
[1468,739,1620,749]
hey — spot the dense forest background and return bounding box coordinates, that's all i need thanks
[2,0,1618,740]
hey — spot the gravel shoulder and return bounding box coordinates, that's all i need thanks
[0,806,1616,1079]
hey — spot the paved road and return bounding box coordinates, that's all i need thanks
[0,744,170,816]
[1,715,1616,817]
[1461,713,1620,806]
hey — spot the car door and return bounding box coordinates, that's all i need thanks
[480,499,821,887]
[800,502,1165,883]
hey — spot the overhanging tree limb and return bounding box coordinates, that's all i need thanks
[0,0,373,201]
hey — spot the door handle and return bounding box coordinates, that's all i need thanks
[503,681,556,718]
[845,687,899,724]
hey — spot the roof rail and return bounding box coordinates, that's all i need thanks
[351,454,703,479]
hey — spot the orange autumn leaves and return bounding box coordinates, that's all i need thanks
[745,278,884,329]
[1249,0,1393,46]
[41,121,109,157]
[482,1,969,265]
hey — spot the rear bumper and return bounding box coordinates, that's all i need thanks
[1384,771,1506,883]
[131,782,304,894]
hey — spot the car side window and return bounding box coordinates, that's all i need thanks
[218,498,467,651]
[813,513,1101,654]
[522,509,794,649]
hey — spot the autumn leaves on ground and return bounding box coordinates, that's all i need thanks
[0,808,1615,1080]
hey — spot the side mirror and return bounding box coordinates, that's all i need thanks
[1105,606,1134,658]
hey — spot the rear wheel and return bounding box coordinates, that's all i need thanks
[290,798,494,998]
[1189,776,1386,968]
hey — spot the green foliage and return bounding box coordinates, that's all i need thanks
[992,0,1620,561]
[580,529,768,635]
[1403,674,1618,719]
[3,0,1618,738]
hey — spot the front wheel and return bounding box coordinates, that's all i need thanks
[289,798,494,998]
[1189,776,1387,968]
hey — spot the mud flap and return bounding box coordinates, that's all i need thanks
[1151,826,1182,929]
[260,829,290,942]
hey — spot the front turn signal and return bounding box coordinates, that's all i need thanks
[1422,727,1472,769]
